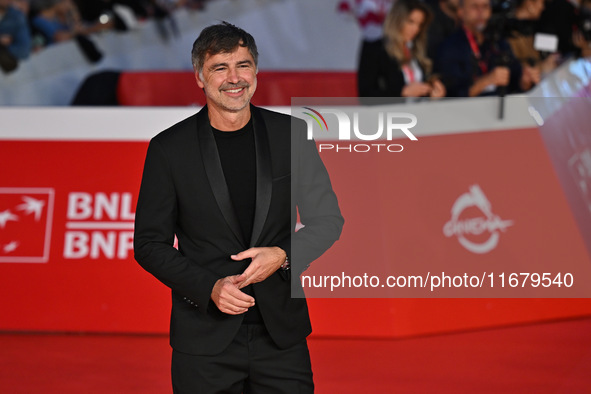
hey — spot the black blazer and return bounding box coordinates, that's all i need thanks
[434,28,522,97]
[358,38,426,98]
[134,105,344,355]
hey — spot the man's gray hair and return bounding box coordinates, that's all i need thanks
[191,21,259,73]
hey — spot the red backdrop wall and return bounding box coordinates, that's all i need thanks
[1,119,589,337]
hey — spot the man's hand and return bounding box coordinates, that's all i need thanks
[488,66,510,87]
[540,53,559,74]
[0,35,12,46]
[211,275,255,315]
[469,66,510,97]
[429,79,446,98]
[231,247,286,289]
[520,65,541,91]
[573,31,591,58]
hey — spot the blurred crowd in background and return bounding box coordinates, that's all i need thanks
[343,0,591,97]
[0,0,209,72]
[2,0,591,98]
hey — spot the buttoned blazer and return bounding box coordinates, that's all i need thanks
[134,104,343,355]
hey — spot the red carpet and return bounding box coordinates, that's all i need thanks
[1,317,590,393]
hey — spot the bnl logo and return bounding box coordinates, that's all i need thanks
[0,188,54,263]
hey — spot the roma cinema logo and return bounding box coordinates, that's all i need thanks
[443,185,514,254]
[297,106,418,153]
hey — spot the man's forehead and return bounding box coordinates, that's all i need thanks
[204,46,254,65]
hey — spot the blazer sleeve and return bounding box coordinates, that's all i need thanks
[278,120,344,277]
[358,40,405,98]
[435,34,474,98]
[134,138,220,314]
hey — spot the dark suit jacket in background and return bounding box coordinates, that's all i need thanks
[134,105,344,356]
[434,28,523,97]
[358,38,418,98]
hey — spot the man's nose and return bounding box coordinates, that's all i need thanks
[226,67,240,83]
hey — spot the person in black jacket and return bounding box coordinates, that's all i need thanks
[434,0,538,96]
[134,22,344,394]
[358,0,446,98]
[427,0,460,60]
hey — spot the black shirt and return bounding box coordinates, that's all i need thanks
[212,118,262,323]
[212,119,256,245]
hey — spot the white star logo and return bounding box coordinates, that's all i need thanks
[3,241,19,253]
[17,196,46,221]
[0,210,18,228]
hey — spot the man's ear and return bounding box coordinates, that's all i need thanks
[194,69,205,89]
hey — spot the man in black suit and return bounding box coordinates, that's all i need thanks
[434,0,526,96]
[134,22,344,393]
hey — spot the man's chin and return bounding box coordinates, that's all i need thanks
[475,23,487,33]
[220,101,251,113]
[222,94,255,112]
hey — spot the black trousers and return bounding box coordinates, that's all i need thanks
[171,324,314,394]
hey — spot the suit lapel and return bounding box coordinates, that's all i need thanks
[250,106,272,247]
[197,105,273,249]
[197,106,244,246]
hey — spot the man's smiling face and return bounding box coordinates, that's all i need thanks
[195,45,258,114]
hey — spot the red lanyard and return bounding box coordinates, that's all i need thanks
[463,27,488,75]
[402,65,415,83]
[401,45,415,83]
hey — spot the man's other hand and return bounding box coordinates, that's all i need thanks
[211,275,255,315]
[231,247,286,288]
[0,34,12,46]
[488,66,510,87]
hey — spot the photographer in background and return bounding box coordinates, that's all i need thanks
[507,0,558,83]
[434,0,537,96]
[0,0,31,73]
[427,0,460,60]
[538,0,591,59]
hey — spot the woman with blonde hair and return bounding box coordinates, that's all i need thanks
[358,0,445,98]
